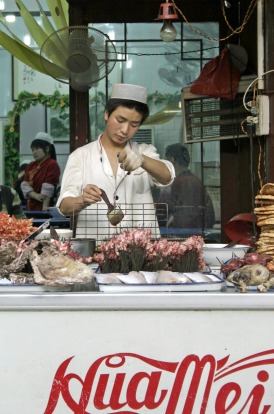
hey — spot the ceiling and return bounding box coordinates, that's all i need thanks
[1,1,241,26]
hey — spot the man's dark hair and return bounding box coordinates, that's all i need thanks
[105,98,149,124]
[165,143,190,167]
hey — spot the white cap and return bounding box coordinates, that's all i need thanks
[34,132,53,145]
[110,83,148,104]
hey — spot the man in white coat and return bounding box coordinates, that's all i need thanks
[57,83,175,241]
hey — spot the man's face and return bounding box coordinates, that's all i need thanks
[104,106,142,146]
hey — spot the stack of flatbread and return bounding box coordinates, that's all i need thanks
[254,183,274,257]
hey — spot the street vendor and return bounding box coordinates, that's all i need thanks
[21,132,61,211]
[57,83,175,240]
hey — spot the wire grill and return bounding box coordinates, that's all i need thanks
[71,202,169,242]
[70,202,220,243]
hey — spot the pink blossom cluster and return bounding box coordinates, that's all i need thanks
[98,228,151,259]
[145,235,205,270]
[146,235,204,258]
[93,229,205,272]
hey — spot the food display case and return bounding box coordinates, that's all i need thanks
[1,289,274,413]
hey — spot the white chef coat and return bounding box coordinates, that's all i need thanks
[57,137,175,241]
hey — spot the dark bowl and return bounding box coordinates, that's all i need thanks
[70,238,96,257]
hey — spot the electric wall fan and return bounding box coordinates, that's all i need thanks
[40,26,117,92]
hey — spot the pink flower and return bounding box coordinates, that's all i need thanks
[93,229,205,272]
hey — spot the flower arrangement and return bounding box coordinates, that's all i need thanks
[93,229,205,273]
[0,213,36,242]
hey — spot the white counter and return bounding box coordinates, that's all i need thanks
[1,290,274,413]
[0,289,274,310]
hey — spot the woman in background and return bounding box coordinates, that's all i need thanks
[21,132,60,211]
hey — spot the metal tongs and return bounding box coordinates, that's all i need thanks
[100,188,124,226]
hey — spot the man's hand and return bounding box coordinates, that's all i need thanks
[118,146,144,172]
[82,185,102,205]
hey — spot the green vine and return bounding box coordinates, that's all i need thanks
[4,90,69,185]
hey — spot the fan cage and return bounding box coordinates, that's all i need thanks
[40,26,117,85]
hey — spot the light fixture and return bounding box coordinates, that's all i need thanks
[0,1,5,11]
[155,0,179,42]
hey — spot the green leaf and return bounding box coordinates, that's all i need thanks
[15,0,67,68]
[46,0,68,31]
[35,0,57,36]
[15,0,49,49]
[0,11,27,46]
[0,30,69,79]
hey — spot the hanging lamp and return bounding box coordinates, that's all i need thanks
[155,0,179,42]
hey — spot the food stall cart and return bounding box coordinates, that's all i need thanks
[1,210,273,413]
[1,289,274,413]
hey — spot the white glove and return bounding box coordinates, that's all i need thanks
[119,146,144,172]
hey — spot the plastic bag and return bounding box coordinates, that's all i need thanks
[190,48,241,100]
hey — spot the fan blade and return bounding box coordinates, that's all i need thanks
[46,0,68,31]
[35,0,57,37]
[15,0,50,49]
[70,56,100,91]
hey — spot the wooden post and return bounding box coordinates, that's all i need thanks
[68,1,90,152]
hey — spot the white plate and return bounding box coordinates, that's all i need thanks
[96,274,224,293]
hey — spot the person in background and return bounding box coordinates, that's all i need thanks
[57,83,175,240]
[0,185,24,218]
[13,161,30,207]
[21,132,61,211]
[158,143,215,228]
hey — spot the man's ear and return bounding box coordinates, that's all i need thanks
[104,110,109,122]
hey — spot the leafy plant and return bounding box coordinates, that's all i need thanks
[4,90,69,185]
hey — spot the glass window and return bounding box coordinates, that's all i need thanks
[89,22,221,241]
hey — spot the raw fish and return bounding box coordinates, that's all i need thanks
[96,274,122,284]
[157,270,183,284]
[139,271,158,284]
[184,272,212,283]
[117,271,147,284]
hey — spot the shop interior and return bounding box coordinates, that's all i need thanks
[0,0,273,244]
